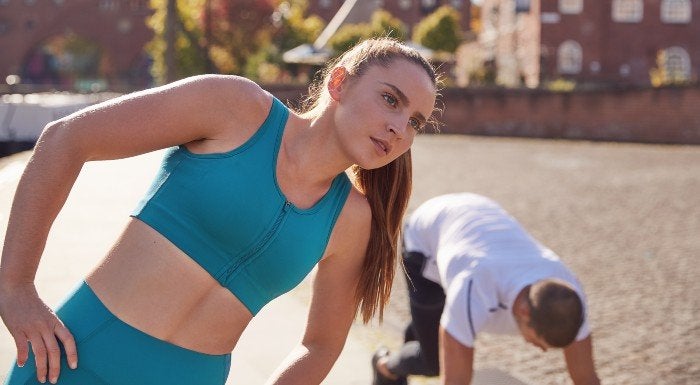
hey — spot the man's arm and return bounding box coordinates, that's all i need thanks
[563,335,601,385]
[440,326,474,385]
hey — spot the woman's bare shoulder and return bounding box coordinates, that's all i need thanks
[182,74,273,122]
[175,75,276,149]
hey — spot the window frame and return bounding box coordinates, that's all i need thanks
[661,0,692,24]
[557,40,583,75]
[559,0,583,15]
[612,0,644,23]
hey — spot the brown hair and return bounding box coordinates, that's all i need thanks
[298,38,437,322]
[527,279,585,347]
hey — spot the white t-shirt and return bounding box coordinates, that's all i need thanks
[403,193,591,348]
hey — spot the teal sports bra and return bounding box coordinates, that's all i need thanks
[132,97,352,314]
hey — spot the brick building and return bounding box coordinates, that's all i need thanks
[0,0,153,89]
[466,0,699,87]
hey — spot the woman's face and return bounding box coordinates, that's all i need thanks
[331,58,436,170]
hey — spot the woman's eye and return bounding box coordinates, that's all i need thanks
[383,93,398,107]
[408,118,424,133]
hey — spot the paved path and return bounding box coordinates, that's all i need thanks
[1,134,699,384]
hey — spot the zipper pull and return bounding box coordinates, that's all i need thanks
[283,200,291,212]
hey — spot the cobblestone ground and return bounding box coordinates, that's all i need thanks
[348,135,700,385]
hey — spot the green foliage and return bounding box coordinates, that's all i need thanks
[545,78,577,92]
[147,0,299,82]
[273,0,325,53]
[370,9,407,41]
[328,9,407,55]
[146,0,206,83]
[412,5,462,53]
[329,23,371,54]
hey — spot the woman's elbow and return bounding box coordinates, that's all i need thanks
[35,119,89,162]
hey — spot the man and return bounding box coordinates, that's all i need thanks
[372,193,600,385]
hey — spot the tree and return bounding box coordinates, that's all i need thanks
[147,0,324,83]
[412,5,462,53]
[207,0,277,75]
[328,9,407,55]
[272,0,324,54]
[146,0,207,84]
[370,9,407,41]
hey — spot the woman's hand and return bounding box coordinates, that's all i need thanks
[0,283,77,384]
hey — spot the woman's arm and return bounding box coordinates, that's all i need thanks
[265,191,371,385]
[0,75,270,384]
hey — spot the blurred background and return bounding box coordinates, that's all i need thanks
[1,0,699,158]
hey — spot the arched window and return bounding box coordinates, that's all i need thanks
[661,0,692,23]
[612,0,644,23]
[558,40,583,74]
[559,0,583,14]
[664,47,692,81]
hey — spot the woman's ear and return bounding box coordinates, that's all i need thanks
[327,66,348,101]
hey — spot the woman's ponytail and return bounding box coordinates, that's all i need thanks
[351,150,412,323]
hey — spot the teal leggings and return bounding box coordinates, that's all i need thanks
[4,282,231,385]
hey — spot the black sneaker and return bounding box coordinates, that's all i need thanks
[371,347,408,385]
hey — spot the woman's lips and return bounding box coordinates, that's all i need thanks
[371,137,391,155]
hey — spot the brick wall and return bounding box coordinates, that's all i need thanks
[0,0,153,83]
[265,82,700,144]
[439,85,700,144]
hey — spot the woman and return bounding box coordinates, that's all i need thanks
[0,38,438,385]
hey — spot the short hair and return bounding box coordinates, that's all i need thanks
[527,279,584,348]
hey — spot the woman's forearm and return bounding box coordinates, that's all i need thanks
[0,121,84,286]
[264,342,342,385]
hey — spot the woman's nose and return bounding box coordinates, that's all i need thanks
[387,118,408,138]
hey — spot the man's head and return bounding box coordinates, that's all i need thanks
[514,279,584,350]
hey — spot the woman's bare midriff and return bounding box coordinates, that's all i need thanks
[85,218,253,355]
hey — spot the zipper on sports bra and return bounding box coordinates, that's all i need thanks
[221,200,292,282]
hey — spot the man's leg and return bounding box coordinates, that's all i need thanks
[373,251,446,383]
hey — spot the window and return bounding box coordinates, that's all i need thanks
[0,0,9,6]
[661,0,691,23]
[99,0,119,11]
[420,0,437,12]
[663,47,692,81]
[451,0,463,10]
[516,0,530,13]
[0,20,8,35]
[612,0,644,23]
[319,0,332,8]
[559,0,583,14]
[399,0,411,10]
[557,40,582,74]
